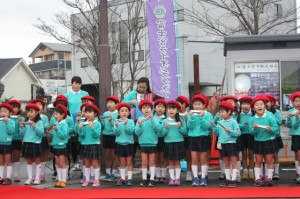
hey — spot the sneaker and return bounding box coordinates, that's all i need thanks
[294,174,300,181]
[116,179,123,186]
[13,176,20,182]
[24,178,33,185]
[55,181,61,187]
[33,179,41,185]
[80,176,86,184]
[121,179,126,186]
[92,180,100,187]
[127,180,133,186]
[227,180,237,188]
[2,178,12,185]
[219,179,230,187]
[296,176,300,184]
[154,177,160,182]
[265,178,273,186]
[81,180,89,187]
[109,174,117,182]
[140,179,148,187]
[272,173,280,180]
[242,172,249,180]
[254,179,264,187]
[104,174,111,181]
[260,175,265,181]
[186,172,192,182]
[40,175,46,182]
[200,178,207,186]
[173,178,180,186]
[218,173,226,180]
[160,177,166,183]
[0,178,4,184]
[168,179,175,186]
[148,180,155,187]
[192,177,200,187]
[235,175,241,183]
[248,172,254,180]
[60,181,67,188]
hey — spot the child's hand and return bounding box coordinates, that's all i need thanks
[266,126,271,131]
[88,121,94,129]
[217,143,222,150]
[244,121,249,125]
[31,121,36,128]
[150,113,154,120]
[225,128,230,133]
[78,123,83,130]
[138,120,142,126]
[76,116,81,121]
[165,123,170,128]
[53,125,58,130]
[115,120,119,127]
[288,113,294,119]
[124,118,128,125]
[17,115,22,121]
[19,122,24,128]
[295,111,299,119]
[189,110,193,116]
[209,121,216,127]
[108,116,112,121]
[199,111,205,117]
[177,122,182,128]
[253,123,258,129]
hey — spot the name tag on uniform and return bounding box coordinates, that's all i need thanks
[169,122,178,126]
[257,124,267,129]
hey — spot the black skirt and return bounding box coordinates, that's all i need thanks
[102,135,116,149]
[140,146,157,154]
[291,135,300,152]
[22,142,43,159]
[81,144,102,159]
[254,140,276,155]
[11,140,22,151]
[116,143,135,157]
[220,143,238,157]
[0,144,12,154]
[52,148,67,156]
[189,136,211,152]
[164,142,185,160]
[184,137,190,150]
[275,136,284,151]
[157,137,165,152]
[241,134,254,150]
[41,136,50,151]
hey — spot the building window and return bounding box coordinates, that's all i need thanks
[275,4,283,17]
[119,20,129,63]
[132,50,144,62]
[58,52,64,60]
[81,57,88,68]
[111,53,116,64]
[175,9,184,21]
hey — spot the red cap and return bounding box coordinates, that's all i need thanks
[220,95,238,102]
[154,98,167,107]
[265,94,276,104]
[81,95,95,102]
[177,96,190,107]
[56,95,67,100]
[238,96,253,103]
[85,104,100,115]
[250,95,268,108]
[117,103,131,112]
[192,94,209,106]
[106,96,120,103]
[7,99,21,107]
[53,97,68,107]
[31,98,45,107]
[138,99,153,110]
[219,101,234,112]
[25,103,40,112]
[290,91,300,101]
[167,100,181,111]
[0,103,14,113]
[80,102,89,111]
[56,104,67,119]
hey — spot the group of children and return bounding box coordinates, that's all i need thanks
[0,91,300,189]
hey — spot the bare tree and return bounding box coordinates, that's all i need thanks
[182,0,299,36]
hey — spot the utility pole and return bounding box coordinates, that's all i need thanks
[193,54,200,95]
[98,0,111,114]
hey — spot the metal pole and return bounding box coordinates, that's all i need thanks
[193,54,200,95]
[98,0,111,114]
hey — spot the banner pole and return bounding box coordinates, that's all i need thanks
[174,0,181,96]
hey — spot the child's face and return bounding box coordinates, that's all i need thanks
[54,111,64,122]
[141,104,152,116]
[193,100,206,110]
[85,110,96,121]
[119,107,130,118]
[35,102,44,113]
[226,99,236,107]
[82,99,93,104]
[219,108,231,119]
[11,104,20,115]
[293,97,300,110]
[0,107,10,118]
[167,105,178,118]
[155,103,165,116]
[241,102,251,113]
[266,101,272,109]
[26,108,38,120]
[107,100,117,111]
[253,100,265,115]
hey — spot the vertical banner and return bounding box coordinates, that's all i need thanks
[146,0,178,100]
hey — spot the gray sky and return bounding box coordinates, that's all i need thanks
[0,0,299,64]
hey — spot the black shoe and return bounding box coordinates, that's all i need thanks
[148,180,155,187]
[227,180,237,188]
[127,180,133,186]
[140,179,148,187]
[219,179,230,187]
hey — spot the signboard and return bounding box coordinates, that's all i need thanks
[39,79,67,97]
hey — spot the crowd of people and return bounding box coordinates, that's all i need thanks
[0,76,300,189]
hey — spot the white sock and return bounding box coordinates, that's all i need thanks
[125,166,128,177]
[175,168,181,179]
[14,162,21,177]
[41,162,46,176]
[90,166,94,177]
[62,168,67,182]
[237,161,241,177]
[264,165,268,177]
[27,164,33,179]
[150,166,155,180]
[128,171,133,180]
[191,165,198,178]
[169,168,175,180]
[0,166,4,178]
[274,163,280,174]
[254,167,260,180]
[220,160,225,174]
[155,167,161,178]
[35,164,42,180]
[112,169,117,176]
[85,167,91,181]
[201,165,208,178]
[106,168,111,175]
[6,166,12,179]
[82,165,86,177]
[268,169,274,179]
[249,168,254,173]
[243,168,248,173]
[225,169,231,180]
[161,167,167,178]
[57,168,62,182]
[94,168,100,181]
[32,163,36,177]
[142,168,147,180]
[232,168,238,181]
[198,171,202,177]
[295,161,299,174]
[120,168,126,180]
[260,164,264,176]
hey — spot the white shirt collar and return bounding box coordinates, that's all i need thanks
[58,119,66,124]
[255,113,266,118]
[109,110,118,114]
[168,117,175,121]
[72,90,81,94]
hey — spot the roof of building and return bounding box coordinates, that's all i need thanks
[224,34,300,56]
[29,60,71,72]
[29,42,72,57]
